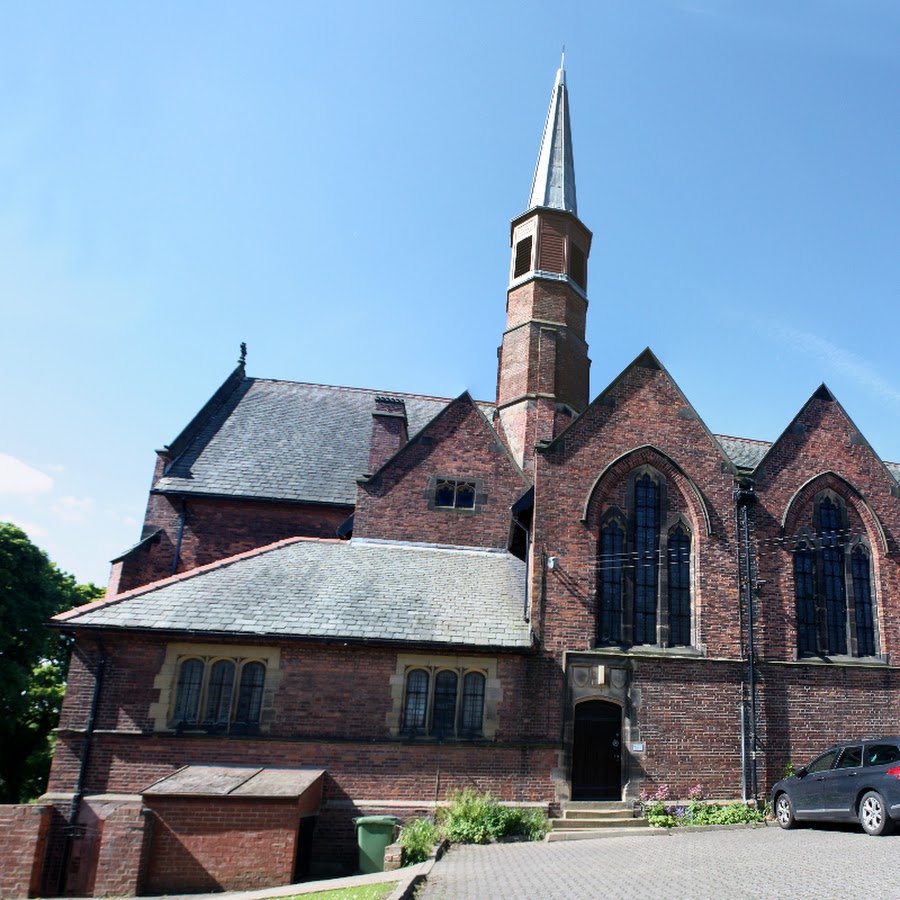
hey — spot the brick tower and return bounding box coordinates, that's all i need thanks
[496,56,592,472]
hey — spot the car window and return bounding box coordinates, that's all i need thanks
[835,746,862,768]
[806,749,840,773]
[865,744,900,767]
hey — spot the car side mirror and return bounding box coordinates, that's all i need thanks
[794,766,807,779]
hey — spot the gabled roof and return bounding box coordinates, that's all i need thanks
[57,537,531,650]
[528,55,577,215]
[153,378,494,506]
[541,348,739,475]
[360,390,528,488]
[751,382,900,488]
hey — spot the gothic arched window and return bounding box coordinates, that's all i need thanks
[597,468,693,648]
[792,492,877,658]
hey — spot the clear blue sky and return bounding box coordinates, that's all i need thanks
[2,0,898,586]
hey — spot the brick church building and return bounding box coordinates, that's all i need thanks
[5,60,900,897]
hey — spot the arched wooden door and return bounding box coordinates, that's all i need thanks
[571,700,622,800]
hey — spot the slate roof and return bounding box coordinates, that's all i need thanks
[154,378,490,506]
[714,435,772,471]
[59,538,531,649]
[149,374,898,510]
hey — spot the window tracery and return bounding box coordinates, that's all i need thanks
[791,491,877,658]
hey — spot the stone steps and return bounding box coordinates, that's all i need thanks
[548,801,649,837]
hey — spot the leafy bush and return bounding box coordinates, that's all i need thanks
[398,816,439,865]
[398,789,549,864]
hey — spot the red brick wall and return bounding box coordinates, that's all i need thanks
[534,360,741,658]
[528,358,900,802]
[50,632,554,800]
[354,396,529,548]
[115,491,349,593]
[751,394,900,662]
[0,805,50,899]
[143,797,300,894]
[91,803,151,897]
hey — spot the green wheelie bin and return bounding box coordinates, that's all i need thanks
[352,815,399,873]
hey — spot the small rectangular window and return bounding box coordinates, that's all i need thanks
[435,479,477,510]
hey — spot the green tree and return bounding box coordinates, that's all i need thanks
[0,523,104,802]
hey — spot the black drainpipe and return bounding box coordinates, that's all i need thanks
[734,482,758,803]
[58,637,106,895]
[172,497,188,575]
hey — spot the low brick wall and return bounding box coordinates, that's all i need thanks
[0,805,50,899]
[92,803,152,897]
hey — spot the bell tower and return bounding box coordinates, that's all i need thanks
[496,56,592,471]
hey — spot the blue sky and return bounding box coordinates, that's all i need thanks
[2,0,898,585]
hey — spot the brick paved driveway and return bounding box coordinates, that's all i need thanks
[414,825,899,899]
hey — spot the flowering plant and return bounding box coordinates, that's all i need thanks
[639,784,764,828]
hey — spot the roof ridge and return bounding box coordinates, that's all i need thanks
[248,377,494,406]
[714,433,773,445]
[350,537,514,555]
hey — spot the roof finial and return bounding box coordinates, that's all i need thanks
[561,45,565,70]
[239,342,247,368]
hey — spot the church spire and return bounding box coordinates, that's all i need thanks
[528,51,577,215]
[495,58,592,473]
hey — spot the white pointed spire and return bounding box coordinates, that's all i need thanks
[528,53,577,214]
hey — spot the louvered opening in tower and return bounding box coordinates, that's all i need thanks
[569,243,586,290]
[539,221,565,273]
[513,236,533,278]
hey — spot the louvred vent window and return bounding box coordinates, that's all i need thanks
[569,244,586,289]
[513,236,533,278]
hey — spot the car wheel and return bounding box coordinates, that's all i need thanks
[859,791,894,836]
[775,793,796,829]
